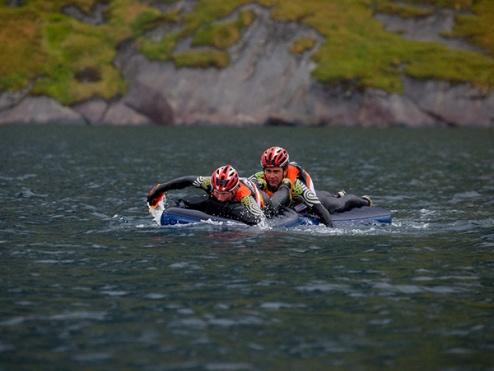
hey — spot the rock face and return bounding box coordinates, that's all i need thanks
[61,2,108,25]
[115,6,325,126]
[72,98,154,125]
[0,97,85,125]
[113,5,493,127]
[374,9,480,53]
[0,4,493,127]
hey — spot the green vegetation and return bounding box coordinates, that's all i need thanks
[375,0,494,57]
[139,32,180,61]
[450,1,494,56]
[265,0,494,92]
[0,0,163,103]
[191,9,255,50]
[393,0,473,10]
[0,0,493,104]
[375,1,433,18]
[290,37,317,55]
[173,49,230,69]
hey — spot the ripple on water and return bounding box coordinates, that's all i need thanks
[373,282,459,295]
[168,262,201,270]
[287,339,351,356]
[296,281,350,293]
[204,363,254,370]
[368,318,392,326]
[49,311,107,321]
[169,315,265,330]
[100,290,128,297]
[15,188,47,199]
[73,353,113,362]
[144,293,167,300]
[0,311,107,326]
[259,302,306,310]
[445,348,476,355]
[0,342,14,352]
[450,191,482,203]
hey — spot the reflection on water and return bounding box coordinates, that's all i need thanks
[1,126,493,369]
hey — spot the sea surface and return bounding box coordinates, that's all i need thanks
[1,125,493,370]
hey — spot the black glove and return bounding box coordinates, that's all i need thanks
[147,184,164,206]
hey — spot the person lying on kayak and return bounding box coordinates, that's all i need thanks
[147,164,266,226]
[249,146,372,227]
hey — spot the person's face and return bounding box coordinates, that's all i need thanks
[212,189,234,202]
[264,167,285,189]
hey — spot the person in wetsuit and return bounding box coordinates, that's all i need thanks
[147,165,266,226]
[249,146,372,227]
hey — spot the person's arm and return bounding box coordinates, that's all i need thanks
[267,180,291,213]
[239,195,266,226]
[312,203,334,227]
[248,172,266,189]
[147,176,201,205]
[293,179,333,227]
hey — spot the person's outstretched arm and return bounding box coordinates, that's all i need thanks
[147,176,200,205]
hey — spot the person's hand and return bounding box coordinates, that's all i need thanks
[147,184,165,207]
[148,192,166,208]
[281,178,292,189]
[323,218,334,228]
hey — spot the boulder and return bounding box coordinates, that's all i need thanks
[403,78,494,127]
[123,81,174,125]
[0,84,32,111]
[100,101,153,125]
[61,2,108,25]
[0,96,85,125]
[72,98,109,124]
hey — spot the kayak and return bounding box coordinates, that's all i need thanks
[156,205,391,227]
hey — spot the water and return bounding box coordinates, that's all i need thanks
[1,125,493,370]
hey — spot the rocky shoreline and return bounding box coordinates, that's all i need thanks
[1,4,493,127]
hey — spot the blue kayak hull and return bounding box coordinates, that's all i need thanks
[160,206,391,227]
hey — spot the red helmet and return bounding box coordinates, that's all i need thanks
[211,165,240,192]
[261,146,289,168]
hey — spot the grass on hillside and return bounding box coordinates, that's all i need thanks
[395,0,473,10]
[375,0,494,58]
[0,0,493,105]
[374,1,434,18]
[173,49,230,68]
[263,0,494,92]
[0,7,45,90]
[450,1,494,57]
[0,0,160,103]
[290,37,317,55]
[191,9,255,50]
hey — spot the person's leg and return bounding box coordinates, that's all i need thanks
[317,190,370,213]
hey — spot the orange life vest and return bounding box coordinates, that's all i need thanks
[233,180,265,209]
[285,163,315,193]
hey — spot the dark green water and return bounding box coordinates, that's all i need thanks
[1,125,493,370]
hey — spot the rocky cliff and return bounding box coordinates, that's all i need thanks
[0,1,493,127]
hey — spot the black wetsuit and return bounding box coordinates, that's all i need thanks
[316,191,369,214]
[147,176,265,226]
[249,170,334,227]
[250,166,371,226]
